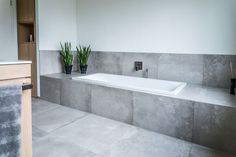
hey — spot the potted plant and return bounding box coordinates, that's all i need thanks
[60,42,74,74]
[76,45,91,74]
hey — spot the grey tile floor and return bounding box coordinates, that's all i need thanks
[32,98,235,157]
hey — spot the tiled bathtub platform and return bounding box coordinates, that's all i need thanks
[40,73,236,154]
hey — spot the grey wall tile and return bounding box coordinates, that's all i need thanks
[86,51,97,74]
[158,54,204,84]
[94,52,122,75]
[193,102,236,154]
[119,52,160,79]
[91,85,133,124]
[203,55,232,88]
[40,76,61,104]
[40,51,63,75]
[60,80,92,112]
[40,50,236,89]
[133,93,194,141]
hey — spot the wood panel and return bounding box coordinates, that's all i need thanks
[21,87,32,157]
[18,43,37,96]
[28,43,37,96]
[17,0,35,23]
[0,64,31,80]
[17,0,37,97]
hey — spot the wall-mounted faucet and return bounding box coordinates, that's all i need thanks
[134,61,143,71]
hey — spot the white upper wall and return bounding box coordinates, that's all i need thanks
[38,0,77,50]
[0,0,17,60]
[77,0,236,54]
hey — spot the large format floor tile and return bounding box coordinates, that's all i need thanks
[50,114,139,155]
[33,135,100,157]
[33,105,87,132]
[32,99,236,157]
[103,129,192,157]
[32,98,60,116]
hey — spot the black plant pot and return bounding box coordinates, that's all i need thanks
[230,78,236,95]
[65,65,73,74]
[80,65,88,74]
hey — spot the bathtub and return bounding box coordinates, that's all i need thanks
[73,73,187,96]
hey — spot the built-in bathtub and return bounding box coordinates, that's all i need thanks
[40,73,236,154]
[73,73,187,96]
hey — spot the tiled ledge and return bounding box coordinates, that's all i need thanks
[41,72,236,108]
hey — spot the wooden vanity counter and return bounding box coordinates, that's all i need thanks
[0,61,32,157]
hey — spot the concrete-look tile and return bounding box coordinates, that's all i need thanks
[95,52,122,75]
[39,51,63,75]
[193,102,236,154]
[33,105,87,132]
[157,54,183,82]
[158,54,204,85]
[86,51,98,74]
[203,55,231,89]
[32,126,47,141]
[60,79,91,112]
[103,129,192,157]
[33,135,98,157]
[40,76,61,104]
[50,114,138,155]
[119,52,160,79]
[32,98,60,116]
[190,144,236,157]
[133,93,194,141]
[181,54,204,85]
[91,85,133,124]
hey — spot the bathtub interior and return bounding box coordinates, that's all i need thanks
[73,73,187,95]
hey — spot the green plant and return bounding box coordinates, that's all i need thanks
[60,42,74,66]
[76,45,91,65]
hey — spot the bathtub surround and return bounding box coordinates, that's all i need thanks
[0,85,22,157]
[40,73,236,154]
[40,51,236,89]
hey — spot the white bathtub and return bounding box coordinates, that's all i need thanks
[73,73,187,96]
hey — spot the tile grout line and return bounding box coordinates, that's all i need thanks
[46,113,90,133]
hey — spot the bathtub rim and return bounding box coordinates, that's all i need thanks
[72,73,187,96]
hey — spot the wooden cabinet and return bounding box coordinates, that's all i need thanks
[0,63,32,157]
[17,0,35,23]
[17,0,37,97]
[18,43,37,97]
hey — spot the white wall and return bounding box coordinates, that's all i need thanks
[77,0,236,54]
[0,0,17,60]
[38,0,77,50]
